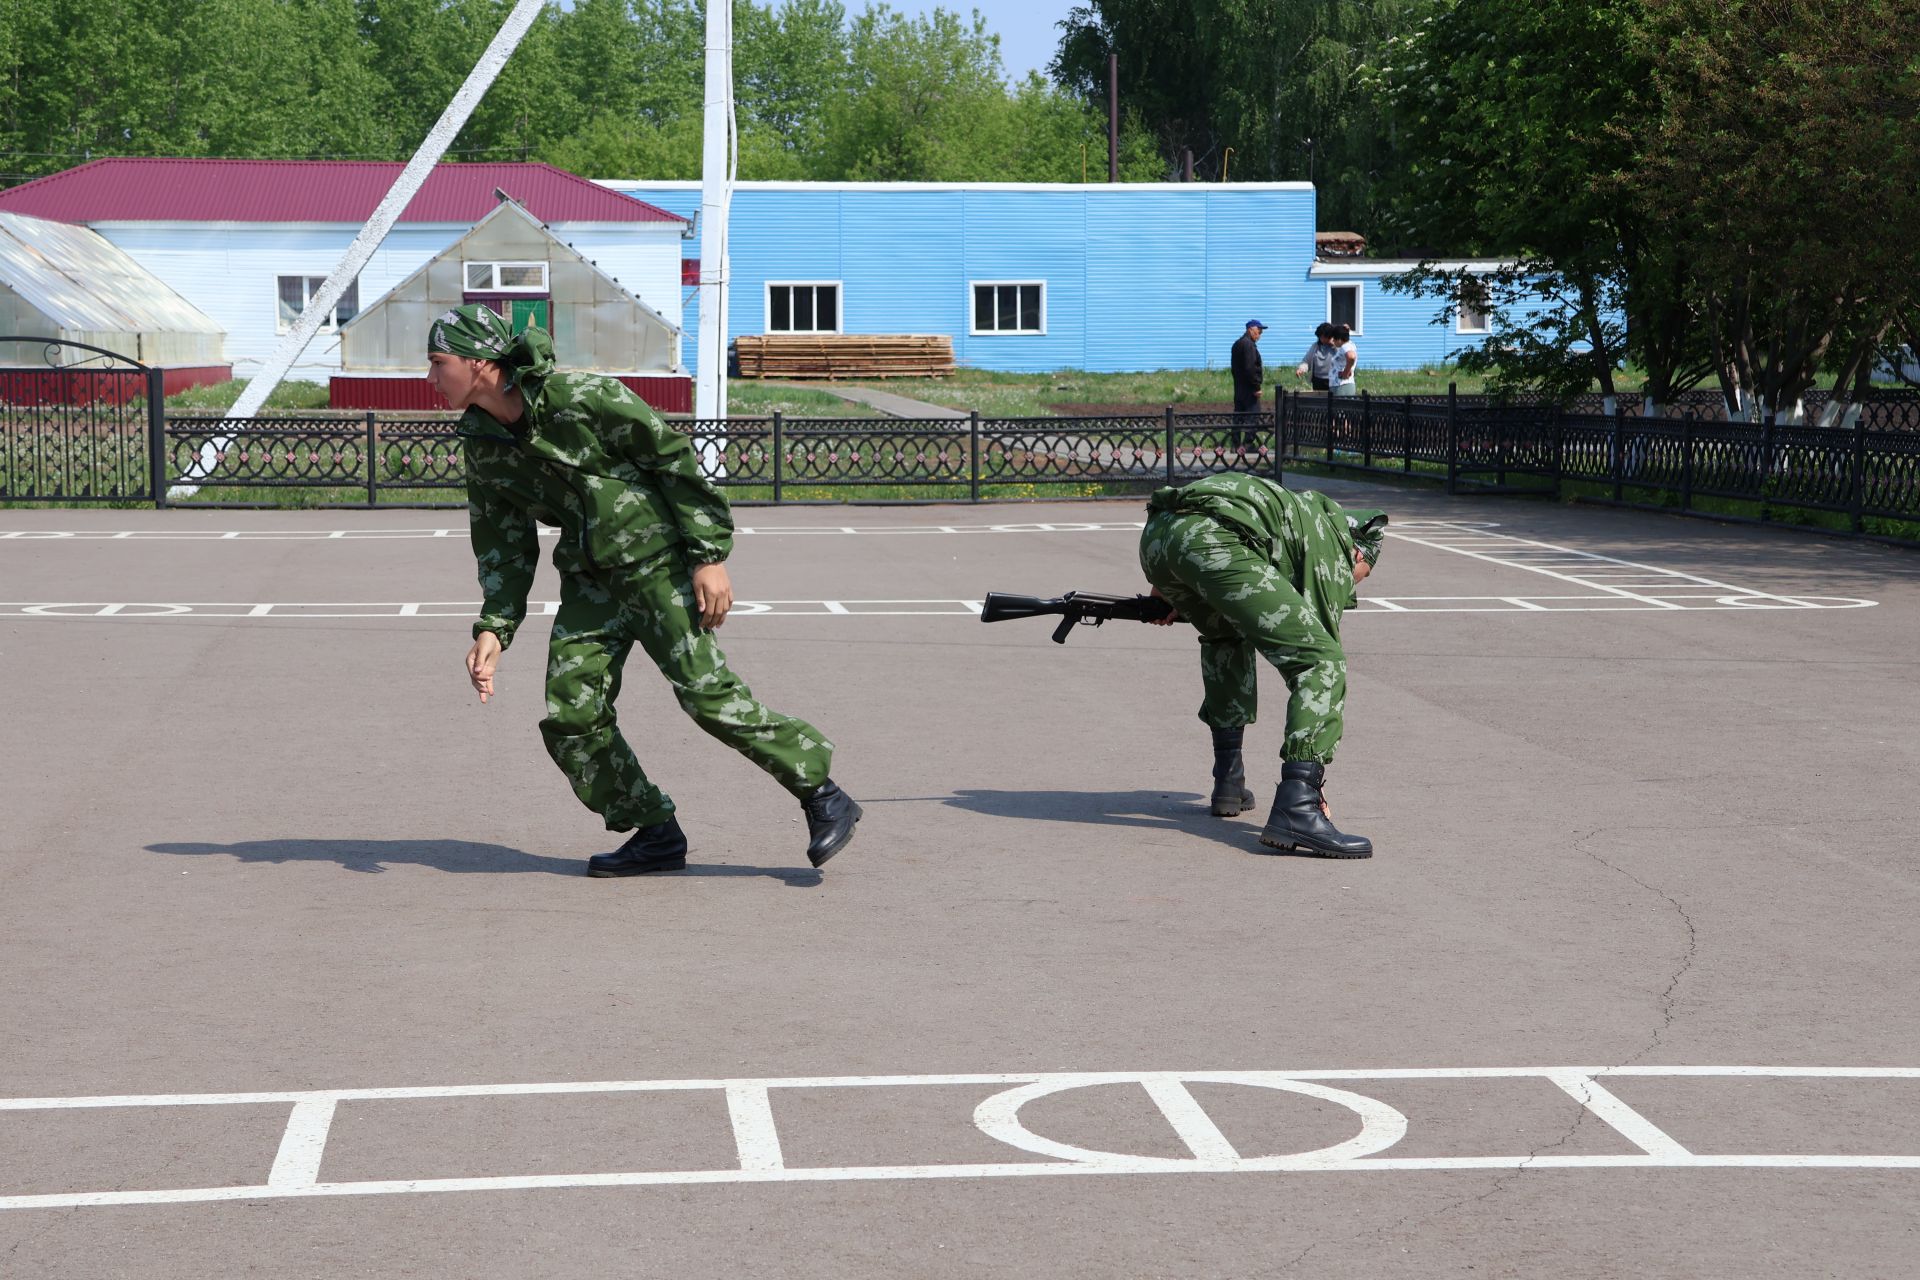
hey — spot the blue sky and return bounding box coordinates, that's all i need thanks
[947,0,1078,83]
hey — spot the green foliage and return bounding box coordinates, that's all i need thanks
[164,378,332,411]
[1052,1,1417,223]
[1383,262,1631,405]
[0,0,1163,187]
[1626,0,1920,415]
[1369,0,1919,415]
[1368,0,1716,404]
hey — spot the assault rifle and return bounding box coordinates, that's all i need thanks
[980,590,1176,644]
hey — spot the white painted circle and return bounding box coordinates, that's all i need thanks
[972,1072,1408,1171]
[20,602,194,617]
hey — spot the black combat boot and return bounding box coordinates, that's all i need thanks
[587,815,689,877]
[802,779,863,868]
[1259,762,1372,858]
[1210,726,1256,816]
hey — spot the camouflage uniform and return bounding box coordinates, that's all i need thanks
[458,337,832,831]
[1138,474,1386,765]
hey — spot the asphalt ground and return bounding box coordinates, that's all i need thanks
[2,480,1917,1278]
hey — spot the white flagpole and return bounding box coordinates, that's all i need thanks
[695,0,734,426]
[171,0,547,496]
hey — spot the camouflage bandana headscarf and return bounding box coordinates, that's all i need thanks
[428,303,556,389]
[429,304,514,361]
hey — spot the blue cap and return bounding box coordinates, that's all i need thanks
[1246,318,1265,329]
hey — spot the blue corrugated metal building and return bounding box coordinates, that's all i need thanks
[601,180,1516,380]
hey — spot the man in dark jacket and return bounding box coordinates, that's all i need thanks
[432,304,861,878]
[1229,319,1266,451]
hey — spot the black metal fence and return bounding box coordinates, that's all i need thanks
[1280,389,1920,539]
[0,338,165,504]
[4,357,1917,544]
[164,414,466,504]
[146,408,1286,506]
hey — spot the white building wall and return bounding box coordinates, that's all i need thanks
[90,222,681,382]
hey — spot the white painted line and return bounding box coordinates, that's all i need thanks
[13,1151,1920,1212]
[0,594,1878,621]
[1385,521,1825,614]
[725,1084,786,1172]
[17,1062,1915,1110]
[1545,1071,1692,1159]
[267,1098,338,1189]
[1387,526,1687,610]
[1140,1078,1241,1161]
[0,523,1152,542]
[3,1064,1918,1210]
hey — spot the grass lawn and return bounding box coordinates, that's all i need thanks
[810,366,1504,417]
[721,383,887,419]
[165,379,336,412]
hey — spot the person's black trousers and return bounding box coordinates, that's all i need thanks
[1231,389,1263,452]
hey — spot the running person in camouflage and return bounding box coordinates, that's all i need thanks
[1138,473,1386,858]
[430,304,861,876]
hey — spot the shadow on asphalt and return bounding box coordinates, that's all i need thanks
[919,789,1343,860]
[146,839,821,883]
[919,789,1270,854]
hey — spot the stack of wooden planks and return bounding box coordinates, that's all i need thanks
[734,334,955,380]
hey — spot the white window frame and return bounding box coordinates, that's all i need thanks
[1326,281,1363,335]
[1455,277,1491,334]
[464,261,550,293]
[274,274,359,333]
[764,280,843,335]
[969,280,1047,336]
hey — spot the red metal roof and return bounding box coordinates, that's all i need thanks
[0,159,684,226]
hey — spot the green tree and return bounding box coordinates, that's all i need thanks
[1370,0,1713,407]
[736,0,848,162]
[1052,0,1416,221]
[183,0,395,158]
[1627,0,1920,418]
[820,4,1009,179]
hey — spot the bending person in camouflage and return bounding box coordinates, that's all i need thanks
[1137,473,1386,858]
[431,304,861,876]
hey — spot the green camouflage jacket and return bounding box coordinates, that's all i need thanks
[1147,473,1387,608]
[458,371,731,650]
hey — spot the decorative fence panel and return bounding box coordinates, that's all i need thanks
[1284,391,1920,542]
[165,415,468,505]
[0,339,163,504]
[7,384,1916,543]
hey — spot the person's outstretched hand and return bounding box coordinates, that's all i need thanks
[467,631,502,703]
[692,562,733,629]
[1147,585,1181,625]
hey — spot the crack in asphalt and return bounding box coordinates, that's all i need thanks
[1573,827,1700,1067]
[1271,827,1700,1275]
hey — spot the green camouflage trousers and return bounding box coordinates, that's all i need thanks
[540,555,833,830]
[1138,511,1349,764]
